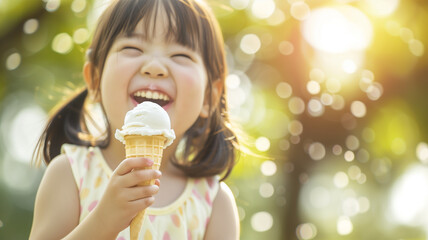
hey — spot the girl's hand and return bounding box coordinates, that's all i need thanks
[91,157,161,234]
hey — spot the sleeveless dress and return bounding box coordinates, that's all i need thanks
[62,144,220,240]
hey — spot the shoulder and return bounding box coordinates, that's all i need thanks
[204,182,240,240]
[61,143,90,158]
[30,154,80,239]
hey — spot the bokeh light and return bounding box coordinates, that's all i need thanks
[306,80,321,95]
[44,0,61,12]
[344,151,355,162]
[260,160,277,176]
[5,52,21,71]
[251,211,273,232]
[251,0,275,19]
[278,41,294,56]
[71,0,87,13]
[307,98,324,117]
[23,19,39,34]
[337,216,353,235]
[266,9,286,26]
[350,101,367,118]
[290,2,310,21]
[73,28,90,44]
[408,39,424,57]
[345,135,360,150]
[288,97,305,115]
[256,137,271,152]
[332,145,343,156]
[276,82,293,99]
[230,0,249,10]
[308,142,326,161]
[2,0,428,239]
[259,182,275,198]
[334,172,349,188]
[240,34,261,54]
[416,142,428,164]
[288,120,303,136]
[296,223,317,240]
[52,33,74,54]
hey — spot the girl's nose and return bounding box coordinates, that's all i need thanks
[140,60,168,78]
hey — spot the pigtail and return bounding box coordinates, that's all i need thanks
[173,91,239,181]
[33,88,108,166]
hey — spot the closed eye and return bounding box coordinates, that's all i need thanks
[121,46,143,54]
[172,54,193,60]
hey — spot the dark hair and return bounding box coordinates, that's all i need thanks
[34,0,239,180]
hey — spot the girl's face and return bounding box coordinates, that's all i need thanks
[99,7,208,140]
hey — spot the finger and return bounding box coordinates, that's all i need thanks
[127,185,160,202]
[154,179,161,187]
[129,196,155,212]
[121,169,162,187]
[114,157,154,176]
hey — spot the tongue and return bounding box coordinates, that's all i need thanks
[134,96,169,107]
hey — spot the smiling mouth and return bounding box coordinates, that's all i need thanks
[132,90,171,107]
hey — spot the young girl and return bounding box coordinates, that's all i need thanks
[30,0,240,239]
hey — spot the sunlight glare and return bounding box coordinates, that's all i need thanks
[360,0,400,17]
[302,6,373,53]
[342,59,357,74]
[390,165,428,226]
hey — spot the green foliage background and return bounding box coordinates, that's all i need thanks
[1,0,428,239]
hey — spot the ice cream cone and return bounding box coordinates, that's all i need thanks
[125,135,166,240]
[115,101,175,240]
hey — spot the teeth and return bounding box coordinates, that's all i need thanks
[133,90,170,101]
[146,91,152,99]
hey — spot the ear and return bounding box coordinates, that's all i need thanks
[83,62,94,90]
[200,79,224,118]
[83,62,100,101]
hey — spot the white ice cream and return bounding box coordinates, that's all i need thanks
[115,101,175,147]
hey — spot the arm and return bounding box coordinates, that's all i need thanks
[30,155,161,240]
[29,154,80,239]
[204,182,240,240]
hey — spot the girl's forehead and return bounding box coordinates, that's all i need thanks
[103,0,206,53]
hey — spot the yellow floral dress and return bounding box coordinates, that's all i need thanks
[62,144,219,240]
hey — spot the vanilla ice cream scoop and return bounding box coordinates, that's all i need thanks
[115,101,175,147]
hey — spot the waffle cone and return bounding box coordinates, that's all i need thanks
[124,135,166,240]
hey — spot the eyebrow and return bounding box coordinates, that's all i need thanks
[119,32,147,40]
